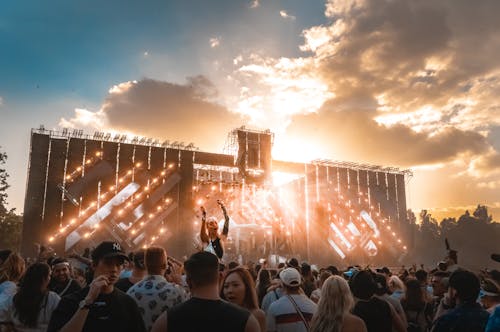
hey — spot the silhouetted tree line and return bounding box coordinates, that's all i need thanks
[405,206,499,269]
[0,148,22,250]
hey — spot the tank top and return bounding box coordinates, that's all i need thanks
[167,297,250,332]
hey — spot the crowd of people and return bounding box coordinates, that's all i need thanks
[0,204,499,331]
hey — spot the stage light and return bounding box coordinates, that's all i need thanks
[392,232,396,236]
[90,201,96,207]
[127,170,132,175]
[49,236,54,242]
[100,194,106,199]
[119,178,124,183]
[84,232,90,238]
[161,171,166,176]
[397,239,401,243]
[109,186,115,191]
[192,186,197,190]
[94,224,100,229]
[131,229,136,235]
[165,198,171,203]
[160,228,165,233]
[118,209,123,215]
[196,198,204,205]
[66,175,71,180]
[152,178,158,183]
[86,159,91,164]
[140,221,145,226]
[77,167,82,172]
[403,246,407,250]
[149,213,154,219]
[136,162,142,167]
[211,185,217,191]
[194,221,199,226]
[59,228,65,234]
[286,231,291,236]
[69,219,76,225]
[95,151,101,157]
[168,163,174,169]
[157,206,162,211]
[142,245,147,249]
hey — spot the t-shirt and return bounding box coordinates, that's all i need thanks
[49,279,81,297]
[114,277,136,293]
[0,291,60,332]
[353,297,392,332]
[167,297,250,332]
[267,294,317,332]
[262,288,283,313]
[47,286,146,332]
[0,281,17,305]
[126,275,187,331]
[433,302,490,332]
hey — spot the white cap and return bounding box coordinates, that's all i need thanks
[279,268,302,287]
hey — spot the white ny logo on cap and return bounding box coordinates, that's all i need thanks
[113,243,121,251]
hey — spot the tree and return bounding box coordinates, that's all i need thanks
[0,148,8,216]
[0,147,22,250]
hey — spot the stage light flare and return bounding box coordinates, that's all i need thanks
[160,228,165,234]
[127,170,132,175]
[69,218,76,225]
[86,159,91,164]
[196,198,204,205]
[76,166,82,172]
[66,175,71,180]
[49,236,54,242]
[136,162,142,167]
[131,229,136,235]
[168,163,174,169]
[84,232,90,238]
[95,151,102,157]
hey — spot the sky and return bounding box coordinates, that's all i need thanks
[1,0,499,221]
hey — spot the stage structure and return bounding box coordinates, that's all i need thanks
[22,126,412,265]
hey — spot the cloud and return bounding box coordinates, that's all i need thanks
[279,10,296,20]
[59,108,108,130]
[286,107,490,166]
[249,0,259,9]
[470,150,500,176]
[0,96,3,106]
[209,37,221,48]
[61,77,245,151]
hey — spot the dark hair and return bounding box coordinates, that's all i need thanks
[415,269,428,283]
[133,249,146,270]
[13,263,51,328]
[449,270,480,303]
[350,270,376,300]
[221,267,259,310]
[402,279,425,310]
[228,261,239,270]
[184,252,219,287]
[373,273,389,296]
[256,269,271,305]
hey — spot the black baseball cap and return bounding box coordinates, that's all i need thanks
[376,267,391,275]
[91,241,129,263]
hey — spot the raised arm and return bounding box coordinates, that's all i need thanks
[199,206,209,244]
[218,200,230,239]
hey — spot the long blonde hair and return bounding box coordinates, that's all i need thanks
[310,275,354,332]
[0,252,25,284]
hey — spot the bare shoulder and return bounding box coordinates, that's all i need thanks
[251,308,266,320]
[343,314,367,332]
[245,313,260,332]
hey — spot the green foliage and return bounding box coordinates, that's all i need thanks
[0,147,22,250]
[0,210,22,250]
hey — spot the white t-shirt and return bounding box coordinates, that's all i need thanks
[267,294,317,332]
[0,291,60,332]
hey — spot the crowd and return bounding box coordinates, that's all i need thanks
[0,241,498,332]
[1,204,500,332]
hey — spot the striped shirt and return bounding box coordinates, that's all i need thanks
[266,294,317,332]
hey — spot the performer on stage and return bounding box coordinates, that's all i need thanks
[199,200,230,259]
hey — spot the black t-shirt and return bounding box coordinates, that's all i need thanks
[167,297,250,332]
[49,279,82,297]
[47,286,146,332]
[353,297,392,332]
[114,277,135,293]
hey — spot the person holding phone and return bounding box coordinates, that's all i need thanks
[47,241,146,332]
[199,200,230,259]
